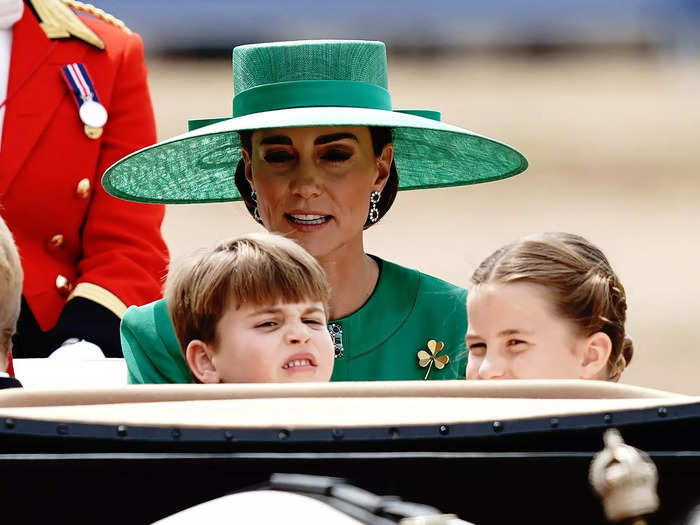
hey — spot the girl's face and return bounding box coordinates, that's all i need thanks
[466,282,594,380]
[242,126,392,259]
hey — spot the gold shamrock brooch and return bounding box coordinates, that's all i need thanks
[417,339,449,380]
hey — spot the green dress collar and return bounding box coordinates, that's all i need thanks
[328,257,418,361]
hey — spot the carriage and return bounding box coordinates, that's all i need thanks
[1,362,698,524]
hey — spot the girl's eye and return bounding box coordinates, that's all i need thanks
[507,339,528,350]
[321,149,352,162]
[264,151,295,163]
[255,321,278,328]
[467,343,486,356]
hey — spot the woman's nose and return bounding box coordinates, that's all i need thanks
[291,163,323,199]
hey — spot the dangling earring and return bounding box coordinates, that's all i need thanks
[251,189,262,223]
[369,191,381,223]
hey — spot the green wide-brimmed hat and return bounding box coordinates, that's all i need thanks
[103,40,528,204]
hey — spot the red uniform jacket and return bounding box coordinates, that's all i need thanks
[0,4,169,364]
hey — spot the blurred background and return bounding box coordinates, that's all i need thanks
[101,1,700,393]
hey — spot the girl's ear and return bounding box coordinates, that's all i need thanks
[185,340,221,384]
[373,143,394,191]
[579,332,612,380]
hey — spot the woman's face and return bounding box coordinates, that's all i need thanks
[465,282,592,380]
[242,126,393,259]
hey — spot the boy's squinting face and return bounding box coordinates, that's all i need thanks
[466,282,590,380]
[206,301,334,383]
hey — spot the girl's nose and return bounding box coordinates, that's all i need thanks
[479,354,506,380]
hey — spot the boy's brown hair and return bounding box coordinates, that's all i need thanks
[166,233,330,353]
[471,232,633,381]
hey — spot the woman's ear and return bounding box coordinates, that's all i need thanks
[185,340,221,384]
[373,143,394,191]
[240,148,253,186]
[579,332,612,380]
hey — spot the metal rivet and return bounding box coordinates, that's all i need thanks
[550,418,559,428]
[278,429,290,440]
[4,418,15,429]
[657,407,667,418]
[224,430,235,441]
[439,425,449,436]
[171,428,181,440]
[56,424,69,435]
[603,414,613,424]
[116,425,127,437]
[331,428,344,441]
[389,427,400,439]
[492,421,503,433]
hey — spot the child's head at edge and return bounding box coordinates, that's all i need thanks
[466,232,633,382]
[0,216,22,372]
[166,232,334,383]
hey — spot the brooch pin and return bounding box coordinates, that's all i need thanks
[417,339,449,380]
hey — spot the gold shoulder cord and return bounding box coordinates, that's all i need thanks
[60,0,132,34]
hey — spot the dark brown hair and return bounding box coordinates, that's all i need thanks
[166,233,330,353]
[235,127,398,228]
[471,232,633,381]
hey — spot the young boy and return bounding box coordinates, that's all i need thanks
[166,233,334,383]
[0,216,23,389]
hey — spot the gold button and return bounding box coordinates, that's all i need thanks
[55,275,72,296]
[47,234,64,251]
[76,178,91,199]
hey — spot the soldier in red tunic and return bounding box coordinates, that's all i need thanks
[0,0,168,362]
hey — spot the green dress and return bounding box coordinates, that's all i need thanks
[121,258,467,383]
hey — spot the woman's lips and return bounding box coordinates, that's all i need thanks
[284,212,332,231]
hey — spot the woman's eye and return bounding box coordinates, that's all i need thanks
[264,151,295,163]
[321,149,352,162]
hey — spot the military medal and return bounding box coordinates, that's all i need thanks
[60,62,107,139]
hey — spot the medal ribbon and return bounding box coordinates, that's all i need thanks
[60,62,101,106]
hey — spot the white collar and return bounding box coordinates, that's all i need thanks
[0,0,22,30]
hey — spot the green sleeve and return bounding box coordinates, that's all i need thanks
[120,299,193,384]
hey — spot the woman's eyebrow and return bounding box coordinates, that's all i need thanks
[314,133,358,145]
[259,135,292,145]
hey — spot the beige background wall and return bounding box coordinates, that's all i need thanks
[147,53,700,394]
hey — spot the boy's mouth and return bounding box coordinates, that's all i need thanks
[282,353,317,369]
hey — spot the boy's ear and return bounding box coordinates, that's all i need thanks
[185,340,221,384]
[579,331,612,380]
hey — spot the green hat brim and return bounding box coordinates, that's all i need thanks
[102,107,528,204]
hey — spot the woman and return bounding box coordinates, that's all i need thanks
[103,40,528,383]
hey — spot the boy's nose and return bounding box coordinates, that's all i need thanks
[285,324,311,344]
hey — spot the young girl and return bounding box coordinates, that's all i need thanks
[465,232,633,381]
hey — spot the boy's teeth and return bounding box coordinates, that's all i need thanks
[283,359,311,369]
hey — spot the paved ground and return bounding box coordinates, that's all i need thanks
[147,52,700,394]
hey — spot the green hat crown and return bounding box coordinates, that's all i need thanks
[231,41,392,118]
[234,40,388,93]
